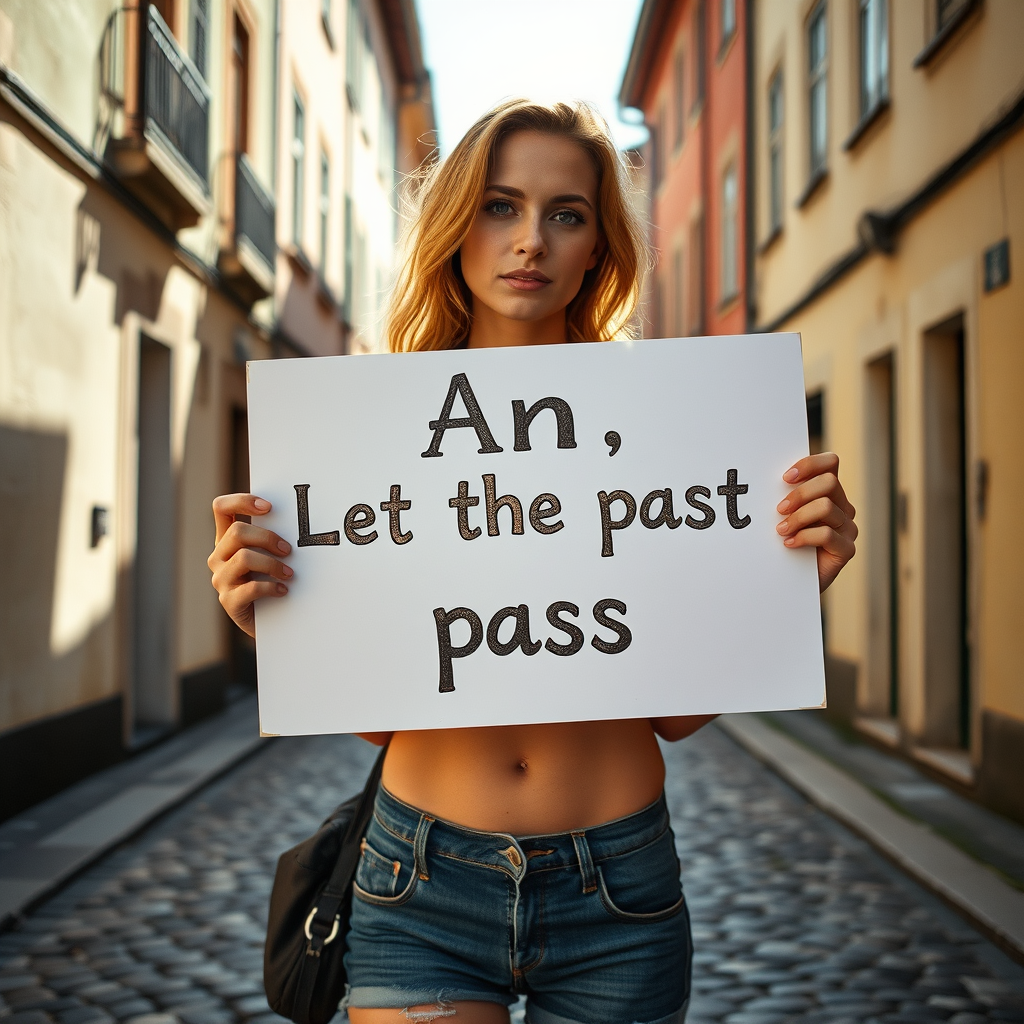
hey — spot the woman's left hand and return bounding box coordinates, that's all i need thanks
[777,452,857,592]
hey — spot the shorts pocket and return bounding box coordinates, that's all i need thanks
[354,840,401,898]
[352,819,419,906]
[597,828,685,923]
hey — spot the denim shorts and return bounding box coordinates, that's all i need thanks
[342,784,692,1024]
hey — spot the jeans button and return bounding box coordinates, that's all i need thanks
[502,845,522,868]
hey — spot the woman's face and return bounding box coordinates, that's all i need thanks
[459,130,603,344]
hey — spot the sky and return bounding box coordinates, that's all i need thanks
[415,0,649,156]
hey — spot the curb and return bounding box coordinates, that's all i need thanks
[0,697,266,930]
[718,713,1024,965]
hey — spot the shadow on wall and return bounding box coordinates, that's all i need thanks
[0,424,123,822]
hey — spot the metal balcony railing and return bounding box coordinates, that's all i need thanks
[235,152,276,272]
[144,6,210,188]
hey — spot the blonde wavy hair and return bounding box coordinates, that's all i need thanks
[386,99,650,353]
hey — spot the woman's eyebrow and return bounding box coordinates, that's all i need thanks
[550,193,594,210]
[485,184,526,199]
[484,184,594,211]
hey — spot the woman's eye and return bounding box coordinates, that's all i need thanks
[486,200,515,216]
[553,209,584,226]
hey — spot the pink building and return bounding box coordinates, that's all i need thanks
[621,0,749,339]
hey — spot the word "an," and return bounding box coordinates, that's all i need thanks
[421,373,576,457]
[432,599,631,692]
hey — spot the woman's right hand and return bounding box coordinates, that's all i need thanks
[208,493,293,638]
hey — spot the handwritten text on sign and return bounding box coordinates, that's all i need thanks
[247,335,825,736]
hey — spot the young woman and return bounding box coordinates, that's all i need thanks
[208,101,857,1024]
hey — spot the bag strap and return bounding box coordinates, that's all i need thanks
[325,741,388,895]
[292,745,389,1024]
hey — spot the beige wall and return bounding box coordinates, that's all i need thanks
[754,0,1024,325]
[753,0,1024,769]
[0,0,275,737]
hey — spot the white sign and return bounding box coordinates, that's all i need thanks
[248,335,825,736]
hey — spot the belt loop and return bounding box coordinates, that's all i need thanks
[414,815,434,881]
[570,831,597,894]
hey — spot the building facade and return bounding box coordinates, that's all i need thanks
[0,0,433,821]
[272,0,433,360]
[620,0,749,340]
[750,0,1024,819]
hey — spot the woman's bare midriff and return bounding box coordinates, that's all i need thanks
[380,718,666,835]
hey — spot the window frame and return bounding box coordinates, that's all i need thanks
[692,0,706,114]
[673,49,686,151]
[291,91,306,249]
[345,0,363,111]
[319,148,330,278]
[189,0,208,79]
[767,69,784,236]
[720,163,739,303]
[858,0,889,120]
[719,0,736,53]
[688,213,705,335]
[673,246,685,336]
[231,11,251,155]
[807,1,829,182]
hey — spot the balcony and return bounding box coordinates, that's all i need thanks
[105,6,211,231]
[218,152,276,304]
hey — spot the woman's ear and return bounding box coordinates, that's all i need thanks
[586,233,607,271]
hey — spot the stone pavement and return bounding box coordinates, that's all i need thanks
[1,725,1022,1024]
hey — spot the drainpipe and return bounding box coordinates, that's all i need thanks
[701,0,710,335]
[744,0,756,331]
[270,0,280,193]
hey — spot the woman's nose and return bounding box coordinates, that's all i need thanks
[514,218,546,258]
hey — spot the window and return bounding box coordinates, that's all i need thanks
[657,105,666,184]
[673,247,685,335]
[346,0,363,110]
[858,0,888,118]
[693,0,706,111]
[378,100,395,184]
[650,106,666,191]
[768,70,784,233]
[807,2,828,178]
[673,51,685,149]
[190,0,208,78]
[231,14,250,154]
[721,165,738,301]
[720,0,736,49]
[806,390,824,454]
[319,150,330,276]
[688,214,704,334]
[291,93,305,247]
[343,193,353,324]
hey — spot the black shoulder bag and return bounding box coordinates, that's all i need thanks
[263,744,387,1024]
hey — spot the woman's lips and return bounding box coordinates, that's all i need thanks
[501,271,551,291]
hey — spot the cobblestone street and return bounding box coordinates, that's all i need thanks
[1,726,1022,1024]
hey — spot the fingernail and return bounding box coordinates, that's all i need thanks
[776,519,789,534]
[254,498,271,511]
[282,565,293,577]
[276,583,288,594]
[277,540,291,553]
[784,536,796,546]
[777,499,791,513]
[784,467,800,482]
